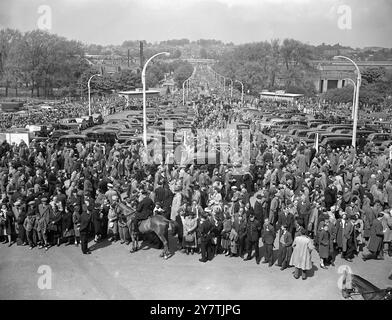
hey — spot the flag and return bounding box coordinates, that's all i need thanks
[315,133,319,153]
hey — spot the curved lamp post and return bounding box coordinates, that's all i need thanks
[333,56,361,149]
[344,78,357,120]
[88,74,101,116]
[142,51,170,148]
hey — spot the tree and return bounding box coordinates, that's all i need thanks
[0,28,22,96]
[173,62,193,88]
[199,48,208,59]
[362,67,385,85]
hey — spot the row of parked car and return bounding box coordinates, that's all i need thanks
[253,107,392,152]
[51,105,196,151]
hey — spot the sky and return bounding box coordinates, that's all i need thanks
[0,0,391,48]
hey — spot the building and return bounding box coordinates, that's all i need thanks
[311,60,392,93]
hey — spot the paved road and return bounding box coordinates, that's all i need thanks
[1,233,391,300]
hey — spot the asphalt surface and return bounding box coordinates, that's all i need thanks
[1,219,391,300]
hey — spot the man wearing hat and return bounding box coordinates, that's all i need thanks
[261,217,276,267]
[79,203,92,254]
[198,211,213,263]
[23,201,37,249]
[253,193,267,224]
[132,190,154,235]
[276,224,293,270]
[12,199,27,246]
[37,197,51,250]
[244,213,262,264]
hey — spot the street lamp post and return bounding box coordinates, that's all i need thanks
[235,79,244,105]
[333,56,361,149]
[142,51,170,148]
[87,74,101,116]
[344,78,357,120]
[182,79,187,106]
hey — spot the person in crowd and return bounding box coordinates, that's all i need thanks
[276,224,293,270]
[362,212,385,261]
[221,211,232,256]
[243,213,261,264]
[198,211,213,263]
[261,217,275,267]
[181,210,198,255]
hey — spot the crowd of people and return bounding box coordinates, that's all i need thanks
[0,76,391,282]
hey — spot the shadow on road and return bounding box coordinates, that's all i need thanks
[89,238,112,252]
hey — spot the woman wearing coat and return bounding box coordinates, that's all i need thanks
[181,210,198,255]
[276,224,293,270]
[48,198,63,247]
[290,228,314,280]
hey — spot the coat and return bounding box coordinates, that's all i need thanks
[336,219,353,252]
[253,200,267,225]
[136,197,154,220]
[290,235,314,270]
[367,218,384,253]
[318,230,331,259]
[246,219,261,242]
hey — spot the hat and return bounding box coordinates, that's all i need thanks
[107,183,113,188]
[14,200,21,206]
[28,201,35,206]
[41,197,48,203]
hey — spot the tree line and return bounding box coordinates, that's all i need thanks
[0,29,194,98]
[212,39,318,96]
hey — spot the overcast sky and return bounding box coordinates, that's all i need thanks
[0,0,391,48]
